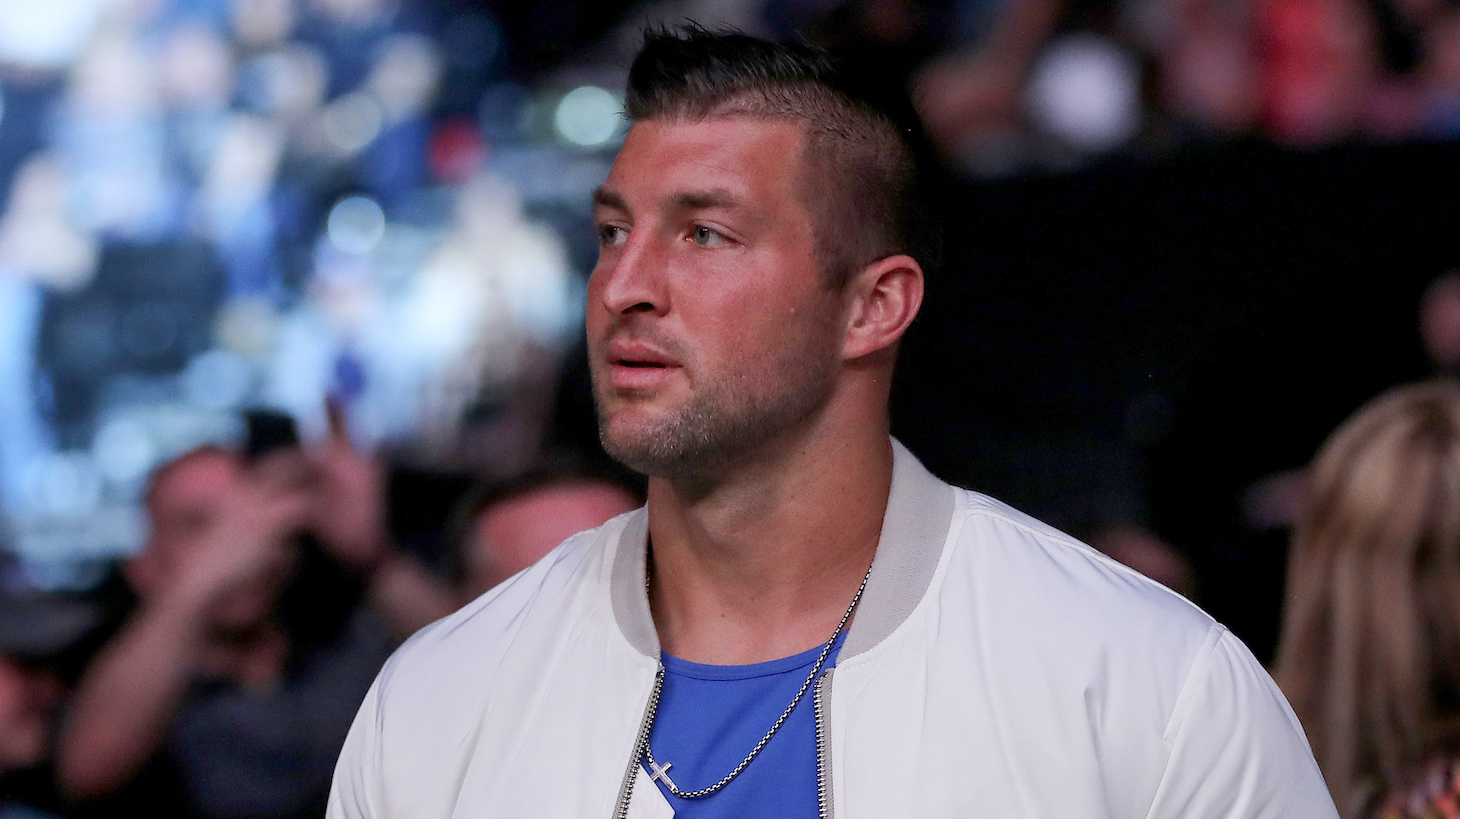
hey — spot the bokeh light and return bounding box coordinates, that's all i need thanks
[92,418,155,484]
[25,452,103,518]
[323,92,384,154]
[1025,35,1143,153]
[0,0,102,69]
[183,349,252,410]
[553,86,622,148]
[327,196,387,255]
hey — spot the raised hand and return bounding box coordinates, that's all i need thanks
[306,399,389,573]
[167,450,311,616]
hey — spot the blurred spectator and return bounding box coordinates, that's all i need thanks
[54,25,177,242]
[0,562,104,818]
[451,457,642,598]
[912,0,1062,170]
[1089,523,1196,597]
[900,0,1460,169]
[1274,381,1460,818]
[1237,269,1460,538]
[0,152,94,514]
[1142,0,1261,133]
[1419,270,1460,377]
[1255,0,1381,143]
[264,172,576,466]
[54,409,453,819]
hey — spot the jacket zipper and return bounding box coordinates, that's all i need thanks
[613,665,665,819]
[815,668,835,819]
[614,664,834,818]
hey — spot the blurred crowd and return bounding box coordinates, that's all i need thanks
[0,0,1458,818]
[1,0,1454,562]
[0,0,582,582]
[902,0,1460,173]
[1,407,642,818]
[723,0,1460,173]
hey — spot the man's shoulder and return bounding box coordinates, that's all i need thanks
[844,481,1333,818]
[937,491,1295,764]
[879,443,1219,660]
[946,489,1219,649]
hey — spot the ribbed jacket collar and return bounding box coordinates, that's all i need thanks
[608,438,955,661]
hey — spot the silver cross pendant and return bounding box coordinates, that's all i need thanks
[647,759,677,791]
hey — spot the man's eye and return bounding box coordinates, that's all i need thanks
[692,226,727,247]
[598,225,627,246]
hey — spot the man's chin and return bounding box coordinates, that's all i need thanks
[600,415,756,480]
[598,425,663,475]
[599,416,693,476]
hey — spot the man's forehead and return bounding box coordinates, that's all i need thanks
[596,117,807,204]
[150,451,238,504]
[625,114,808,144]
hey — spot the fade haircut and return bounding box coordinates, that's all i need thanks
[625,26,918,289]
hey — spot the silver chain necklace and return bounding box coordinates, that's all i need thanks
[638,562,873,800]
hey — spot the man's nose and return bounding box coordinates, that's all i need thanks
[597,232,669,317]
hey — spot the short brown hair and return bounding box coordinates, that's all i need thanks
[624,26,919,288]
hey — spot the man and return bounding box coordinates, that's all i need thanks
[452,459,642,598]
[329,28,1337,818]
[1,566,101,819]
[58,415,456,819]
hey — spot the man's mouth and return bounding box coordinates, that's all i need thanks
[603,341,681,388]
[606,340,678,368]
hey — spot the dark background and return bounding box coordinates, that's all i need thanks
[893,139,1460,659]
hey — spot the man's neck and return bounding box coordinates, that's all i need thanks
[645,423,893,665]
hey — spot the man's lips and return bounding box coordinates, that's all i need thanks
[603,340,682,389]
[607,340,678,367]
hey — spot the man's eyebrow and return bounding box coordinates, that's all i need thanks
[592,187,628,211]
[591,187,743,213]
[670,189,740,210]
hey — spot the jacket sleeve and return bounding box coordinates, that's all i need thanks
[328,674,386,819]
[1144,626,1338,819]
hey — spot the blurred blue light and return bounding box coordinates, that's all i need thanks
[0,0,102,69]
[327,196,386,255]
[554,86,621,148]
[183,349,252,410]
[92,418,154,483]
[322,92,383,154]
[26,452,102,517]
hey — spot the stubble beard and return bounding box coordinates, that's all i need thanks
[594,350,838,478]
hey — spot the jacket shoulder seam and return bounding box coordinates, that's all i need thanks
[955,494,1212,619]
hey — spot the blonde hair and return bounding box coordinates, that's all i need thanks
[1275,381,1460,818]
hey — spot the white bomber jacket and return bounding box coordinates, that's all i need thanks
[328,440,1338,819]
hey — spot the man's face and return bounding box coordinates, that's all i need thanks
[464,479,640,596]
[139,452,291,629]
[145,453,240,567]
[588,117,846,475]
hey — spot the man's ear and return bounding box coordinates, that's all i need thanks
[842,254,924,360]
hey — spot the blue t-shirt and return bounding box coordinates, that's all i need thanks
[644,633,846,818]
